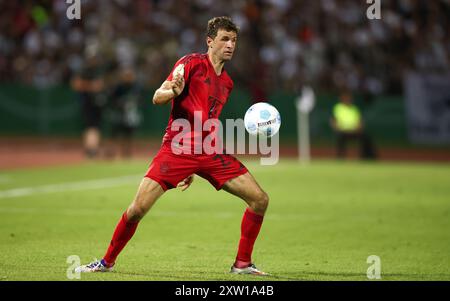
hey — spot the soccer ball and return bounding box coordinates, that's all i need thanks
[244,102,281,137]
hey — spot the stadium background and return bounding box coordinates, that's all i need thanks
[0,0,449,281]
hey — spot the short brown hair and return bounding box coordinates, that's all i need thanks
[206,16,239,39]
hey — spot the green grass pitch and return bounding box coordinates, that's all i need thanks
[0,159,449,281]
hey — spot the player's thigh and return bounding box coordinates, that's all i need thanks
[222,172,269,208]
[128,177,165,219]
[197,154,247,190]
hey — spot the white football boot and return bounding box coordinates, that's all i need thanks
[75,259,113,273]
[230,263,268,276]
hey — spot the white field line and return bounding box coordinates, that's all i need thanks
[0,174,142,199]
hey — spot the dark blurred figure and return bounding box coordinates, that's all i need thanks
[330,91,377,160]
[106,68,142,159]
[71,45,107,159]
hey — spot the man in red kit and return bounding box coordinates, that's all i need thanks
[76,17,269,276]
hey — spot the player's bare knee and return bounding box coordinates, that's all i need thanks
[260,191,270,212]
[252,191,269,215]
[127,203,147,222]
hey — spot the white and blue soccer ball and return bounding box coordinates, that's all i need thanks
[244,102,281,137]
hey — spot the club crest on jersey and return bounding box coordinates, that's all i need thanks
[160,162,170,174]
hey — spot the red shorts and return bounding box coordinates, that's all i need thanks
[145,144,248,191]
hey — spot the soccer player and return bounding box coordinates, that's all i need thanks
[76,16,269,275]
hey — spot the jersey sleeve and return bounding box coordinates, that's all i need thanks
[166,55,194,83]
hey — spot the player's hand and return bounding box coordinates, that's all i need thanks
[177,175,194,191]
[171,74,185,96]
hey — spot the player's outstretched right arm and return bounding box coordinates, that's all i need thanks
[152,75,185,105]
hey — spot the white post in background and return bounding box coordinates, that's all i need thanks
[295,86,315,163]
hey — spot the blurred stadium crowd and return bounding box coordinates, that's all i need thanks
[0,0,449,99]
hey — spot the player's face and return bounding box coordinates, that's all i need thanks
[208,29,237,61]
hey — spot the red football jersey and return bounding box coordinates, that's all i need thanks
[162,53,234,153]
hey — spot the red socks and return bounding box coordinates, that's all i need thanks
[234,208,264,268]
[103,212,139,266]
[102,208,263,268]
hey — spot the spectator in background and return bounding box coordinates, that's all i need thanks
[330,91,377,160]
[1,0,449,96]
[70,44,107,159]
[105,68,142,159]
